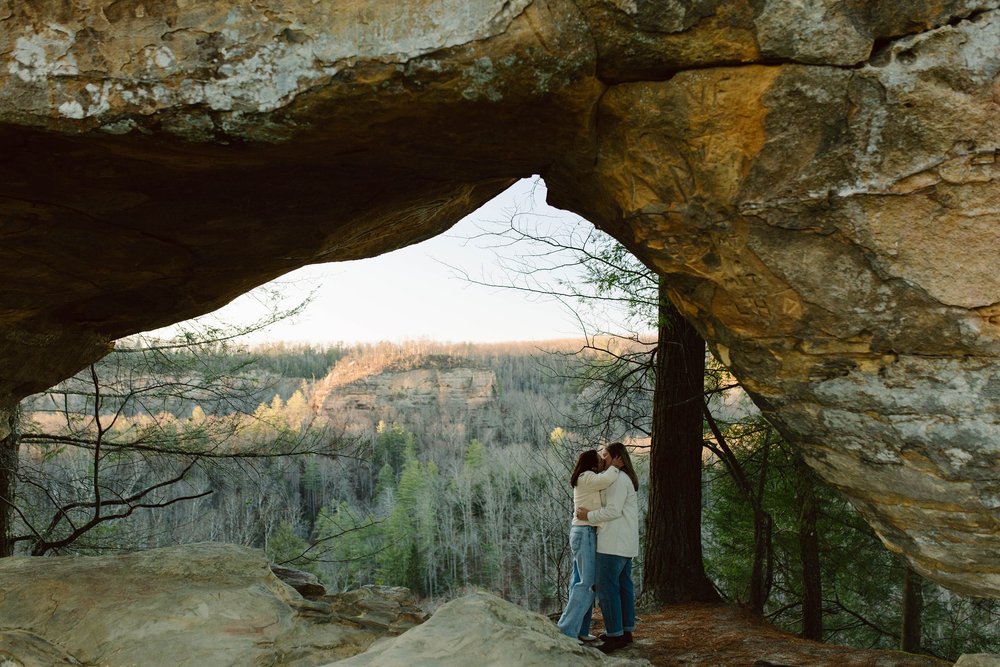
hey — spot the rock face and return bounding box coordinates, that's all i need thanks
[0,542,414,667]
[311,353,496,435]
[1,1,1000,595]
[323,585,430,636]
[545,14,1000,596]
[325,590,648,667]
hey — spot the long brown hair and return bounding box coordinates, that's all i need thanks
[606,442,639,491]
[570,449,601,487]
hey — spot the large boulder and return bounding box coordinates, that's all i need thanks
[0,542,383,666]
[1,1,999,595]
[325,590,648,667]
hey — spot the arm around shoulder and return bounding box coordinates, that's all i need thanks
[576,466,619,492]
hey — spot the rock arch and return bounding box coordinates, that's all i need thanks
[1,0,998,595]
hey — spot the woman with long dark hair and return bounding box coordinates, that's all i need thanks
[575,442,639,654]
[556,448,620,641]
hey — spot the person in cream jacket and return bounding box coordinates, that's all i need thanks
[556,449,620,641]
[576,442,639,654]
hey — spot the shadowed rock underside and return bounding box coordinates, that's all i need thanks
[1,0,999,595]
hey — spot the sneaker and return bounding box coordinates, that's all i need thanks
[578,633,598,642]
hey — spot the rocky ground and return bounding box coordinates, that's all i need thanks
[586,603,950,667]
[0,543,969,666]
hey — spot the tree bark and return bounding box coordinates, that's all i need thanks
[901,563,923,653]
[748,507,773,614]
[642,279,720,604]
[748,430,773,615]
[794,454,823,640]
[0,404,19,557]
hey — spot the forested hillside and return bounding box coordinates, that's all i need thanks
[17,338,644,613]
[13,338,1000,659]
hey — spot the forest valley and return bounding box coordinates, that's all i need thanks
[9,336,1000,662]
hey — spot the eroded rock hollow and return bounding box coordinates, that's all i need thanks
[1,1,999,595]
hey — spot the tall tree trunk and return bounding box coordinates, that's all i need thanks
[794,454,823,640]
[901,563,924,653]
[0,404,19,558]
[748,509,773,614]
[748,429,773,615]
[642,279,720,604]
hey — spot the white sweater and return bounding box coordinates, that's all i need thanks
[571,467,620,527]
[585,473,639,558]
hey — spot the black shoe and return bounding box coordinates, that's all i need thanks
[597,635,630,654]
[598,631,633,644]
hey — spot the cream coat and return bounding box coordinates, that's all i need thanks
[585,472,639,558]
[571,467,620,527]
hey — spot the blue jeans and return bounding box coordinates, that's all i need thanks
[596,553,635,637]
[557,525,597,638]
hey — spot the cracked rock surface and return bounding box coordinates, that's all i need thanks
[0,543,388,666]
[1,1,999,596]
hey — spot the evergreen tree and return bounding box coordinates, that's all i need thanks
[313,501,383,591]
[703,422,1000,659]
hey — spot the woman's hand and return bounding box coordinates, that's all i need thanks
[575,506,590,521]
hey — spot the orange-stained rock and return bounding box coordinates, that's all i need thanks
[1,0,1000,597]
[546,12,1000,596]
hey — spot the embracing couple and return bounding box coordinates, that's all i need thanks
[556,442,640,655]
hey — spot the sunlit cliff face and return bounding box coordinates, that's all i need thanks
[1,0,999,596]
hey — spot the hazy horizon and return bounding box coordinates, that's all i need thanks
[147,177,635,347]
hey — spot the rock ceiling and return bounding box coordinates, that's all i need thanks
[1,1,999,595]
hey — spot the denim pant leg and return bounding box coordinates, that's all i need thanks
[568,550,594,635]
[620,557,635,632]
[568,558,581,606]
[557,526,597,638]
[596,553,626,637]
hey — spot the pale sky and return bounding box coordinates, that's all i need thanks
[175,177,608,346]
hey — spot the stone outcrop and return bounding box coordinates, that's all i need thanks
[1,1,1000,595]
[322,585,429,636]
[273,562,330,598]
[0,542,419,667]
[544,13,1000,596]
[0,543,644,667]
[311,352,496,434]
[325,590,648,667]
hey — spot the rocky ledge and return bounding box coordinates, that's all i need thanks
[0,542,646,667]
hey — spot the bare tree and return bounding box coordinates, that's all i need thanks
[7,290,346,556]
